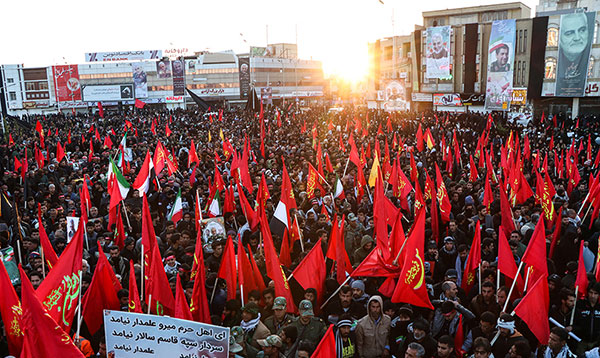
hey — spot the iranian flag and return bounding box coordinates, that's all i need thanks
[208,190,221,217]
[107,157,130,199]
[167,188,183,224]
[334,175,345,199]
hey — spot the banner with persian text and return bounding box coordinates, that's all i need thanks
[104,310,229,358]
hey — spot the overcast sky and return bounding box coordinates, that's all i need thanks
[1,0,538,79]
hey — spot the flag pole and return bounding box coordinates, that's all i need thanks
[140,244,144,301]
[478,263,482,295]
[294,213,305,252]
[570,285,578,326]
[210,276,219,304]
[240,284,245,307]
[40,246,46,278]
[342,157,351,178]
[392,235,410,266]
[76,269,83,341]
[523,266,532,292]
[502,261,523,312]
[320,275,352,310]
[121,203,132,230]
[147,294,152,314]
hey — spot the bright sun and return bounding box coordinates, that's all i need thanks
[320,46,369,84]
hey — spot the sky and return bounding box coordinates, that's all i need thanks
[1,0,538,81]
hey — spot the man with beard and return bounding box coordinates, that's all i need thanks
[492,314,526,358]
[264,297,295,334]
[335,314,359,358]
[549,288,576,329]
[356,295,391,358]
[401,318,437,358]
[461,311,497,354]
[325,285,366,322]
[556,12,593,95]
[537,327,576,358]
[389,305,414,357]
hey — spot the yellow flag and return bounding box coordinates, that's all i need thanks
[219,128,224,141]
[368,153,380,187]
[208,130,212,142]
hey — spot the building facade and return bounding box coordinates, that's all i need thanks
[1,44,324,116]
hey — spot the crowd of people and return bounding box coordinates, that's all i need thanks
[0,104,599,358]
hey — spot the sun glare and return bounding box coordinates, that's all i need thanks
[320,48,369,84]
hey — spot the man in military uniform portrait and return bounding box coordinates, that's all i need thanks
[489,44,510,72]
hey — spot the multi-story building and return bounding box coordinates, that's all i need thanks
[0,44,324,116]
[536,0,600,117]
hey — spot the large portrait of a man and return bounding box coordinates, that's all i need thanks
[555,11,596,97]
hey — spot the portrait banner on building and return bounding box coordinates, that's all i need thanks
[104,310,229,358]
[52,65,82,102]
[132,63,148,98]
[485,19,516,111]
[555,11,596,97]
[156,60,172,78]
[425,26,451,79]
[383,80,410,111]
[171,59,185,96]
[238,58,250,99]
[261,87,273,105]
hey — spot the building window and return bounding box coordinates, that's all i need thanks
[517,30,522,54]
[9,92,16,101]
[589,57,596,78]
[547,27,558,46]
[595,21,600,44]
[545,57,557,79]
[522,61,526,84]
[516,61,521,85]
[7,78,14,83]
[523,30,528,53]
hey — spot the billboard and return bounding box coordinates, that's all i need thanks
[82,85,134,102]
[104,310,229,358]
[511,88,527,105]
[132,63,148,98]
[383,80,410,111]
[172,59,185,96]
[156,60,172,78]
[85,50,162,62]
[555,12,596,97]
[425,26,451,79]
[485,19,516,111]
[433,93,462,106]
[250,46,276,57]
[52,65,82,102]
[261,87,273,105]
[238,58,250,99]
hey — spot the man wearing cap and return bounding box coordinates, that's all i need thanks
[241,302,271,356]
[288,300,327,348]
[336,313,359,358]
[356,295,391,358]
[389,305,414,357]
[351,280,370,308]
[344,213,365,259]
[264,297,295,334]
[257,335,285,358]
[437,237,457,281]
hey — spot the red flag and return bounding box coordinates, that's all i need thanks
[142,195,175,315]
[311,324,335,358]
[248,245,267,295]
[135,99,146,108]
[293,238,327,303]
[325,216,352,284]
[548,210,563,259]
[82,243,122,334]
[454,315,466,357]
[574,240,589,299]
[280,229,292,268]
[391,210,433,309]
[8,133,14,146]
[416,123,424,152]
[238,239,258,304]
[190,231,211,323]
[19,266,85,358]
[165,123,172,137]
[114,204,126,250]
[174,274,193,321]
[128,260,142,313]
[97,102,104,118]
[521,218,548,282]
[35,218,84,332]
[217,236,238,301]
[469,155,478,182]
[0,258,23,356]
[513,276,550,344]
[38,204,58,269]
[259,210,296,313]
[435,163,452,222]
[188,139,199,167]
[461,225,481,293]
[499,180,516,237]
[56,141,65,163]
[238,184,258,231]
[498,227,524,294]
